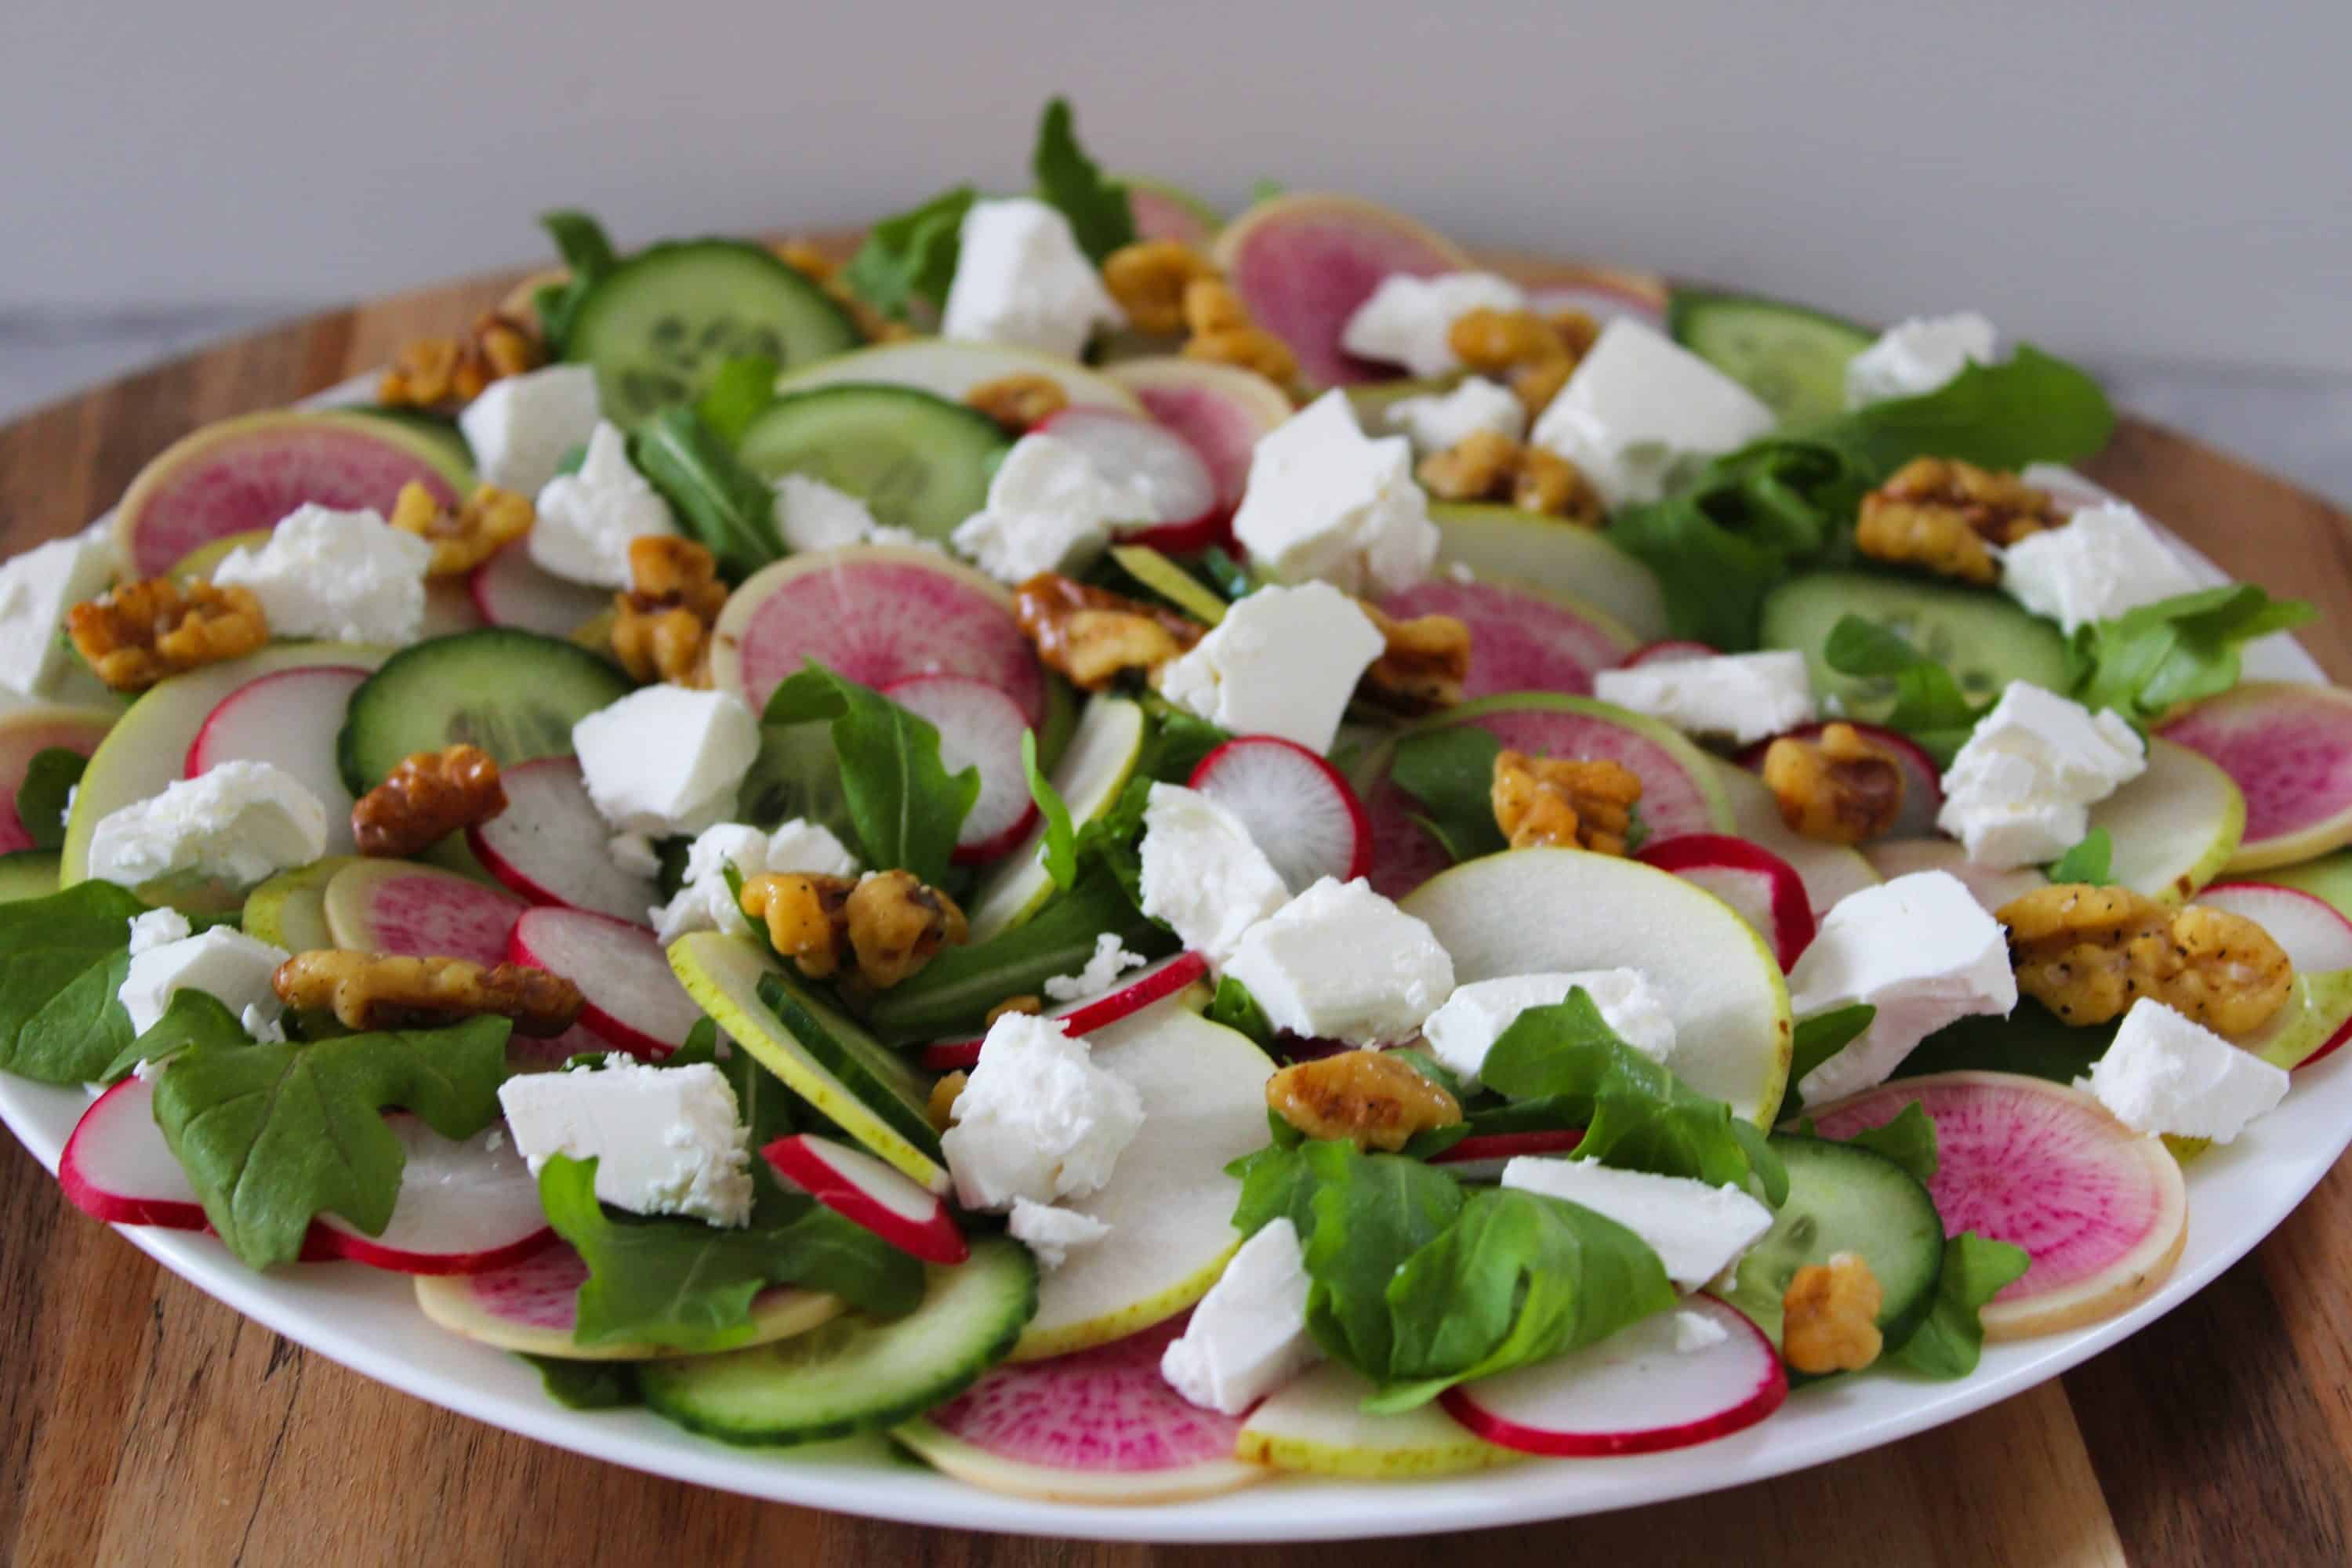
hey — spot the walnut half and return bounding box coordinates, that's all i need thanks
[273,950,582,1036]
[67,578,268,692]
[350,744,506,859]
[1013,573,1205,690]
[1856,457,2064,585]
[1492,749,1644,856]
[1265,1049,1461,1152]
[1998,883,2293,1035]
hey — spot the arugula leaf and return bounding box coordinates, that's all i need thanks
[2067,584,2314,726]
[763,662,980,886]
[151,1016,513,1269]
[1895,996,2111,1084]
[1837,346,2114,474]
[533,209,621,354]
[1835,1102,1939,1183]
[1298,1142,1465,1375]
[16,747,85,853]
[16,948,137,1085]
[1205,975,1276,1048]
[521,1354,641,1410]
[629,408,783,581]
[1822,615,1990,764]
[840,186,976,322]
[1886,1232,2031,1378]
[1020,730,1079,892]
[1064,706,1232,910]
[693,355,779,447]
[0,881,149,1083]
[1385,726,1506,863]
[1029,97,1134,265]
[1788,1003,1877,1099]
[2046,827,2113,885]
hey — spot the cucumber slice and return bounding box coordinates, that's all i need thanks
[565,241,862,426]
[0,849,60,904]
[1726,1134,1945,1352]
[755,971,942,1159]
[639,1240,1035,1446]
[1759,571,2071,722]
[736,385,1010,543]
[336,628,633,793]
[1668,291,1875,430]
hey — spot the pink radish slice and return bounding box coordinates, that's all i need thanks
[323,859,524,965]
[509,906,701,1058]
[880,675,1040,864]
[470,539,612,637]
[1738,720,1944,840]
[1381,578,1635,702]
[1035,407,1218,536]
[186,666,369,853]
[1212,194,1473,388]
[1805,1071,2189,1340]
[1439,1297,1784,1457]
[1621,640,1720,669]
[1364,779,1457,901]
[2194,881,2352,972]
[1427,1127,1584,1182]
[1526,274,1671,328]
[1188,736,1371,894]
[1638,833,1816,970]
[920,951,1208,1072]
[0,711,114,852]
[468,757,658,927]
[1127,186,1217,249]
[2161,682,2352,870]
[1108,359,1295,510]
[61,1077,223,1233]
[451,1240,597,1330]
[762,1134,968,1265]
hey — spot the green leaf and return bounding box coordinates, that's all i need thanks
[1822,615,1989,764]
[16,747,85,854]
[1029,97,1135,265]
[520,1354,641,1410]
[762,662,981,886]
[1021,730,1079,892]
[1298,1142,1465,1375]
[840,186,976,321]
[1788,1003,1877,1098]
[1385,726,1505,864]
[693,355,779,446]
[1837,346,2114,474]
[17,948,138,1085]
[0,881,150,1083]
[2046,827,2113,885]
[1249,177,1287,204]
[2067,584,2315,726]
[628,408,783,581]
[535,209,620,354]
[1896,996,2112,1084]
[1886,1232,2031,1377]
[1838,1102,1939,1183]
[1205,975,1276,1048]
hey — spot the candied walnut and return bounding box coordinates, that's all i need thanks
[773,240,840,285]
[1760,723,1907,844]
[378,311,543,408]
[741,872,858,981]
[351,744,506,858]
[1544,307,1602,360]
[1265,1049,1461,1152]
[1014,573,1205,690]
[1448,307,1570,377]
[985,994,1043,1025]
[388,481,534,578]
[1856,457,2063,586]
[1998,884,2293,1035]
[67,578,268,692]
[1508,358,1574,424]
[774,238,909,343]
[1356,601,1472,713]
[1415,430,1601,522]
[1181,278,1252,337]
[1102,240,1220,337]
[272,950,581,1036]
[927,1070,969,1134]
[844,870,971,990]
[612,535,728,687]
[964,372,1069,434]
[1782,1251,1884,1374]
[1513,444,1603,522]
[1491,749,1644,856]
[1178,279,1301,386]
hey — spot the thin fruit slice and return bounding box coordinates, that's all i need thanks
[880,675,1038,864]
[241,855,361,950]
[186,665,368,855]
[1239,1360,1523,1479]
[2161,681,2352,873]
[772,338,1142,414]
[967,696,1147,942]
[311,1120,554,1275]
[60,1077,216,1232]
[470,540,612,638]
[1667,290,1874,430]
[921,952,1209,1073]
[415,1241,840,1359]
[509,906,699,1058]
[1639,833,1815,970]
[1860,837,2044,915]
[2236,967,2352,1072]
[0,707,115,853]
[336,626,632,793]
[1759,570,2071,721]
[1189,736,1370,894]
[323,858,524,964]
[0,851,60,903]
[1429,503,1668,644]
[470,756,659,926]
[1805,1071,2189,1340]
[1120,176,1220,248]
[1035,406,1218,543]
[1105,357,1294,510]
[1738,720,1943,840]
[898,1312,1265,1503]
[1109,544,1230,626]
[1439,1298,1785,1457]
[1708,760,1881,917]
[1522,263,1671,328]
[1621,639,1719,668]
[1380,575,1638,702]
[764,1134,968,1265]
[2086,735,2245,904]
[2193,882,2352,972]
[2248,850,2352,925]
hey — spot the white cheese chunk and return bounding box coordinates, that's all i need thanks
[529,421,678,589]
[650,817,861,943]
[940,197,1125,362]
[87,760,330,891]
[1041,931,1149,1003]
[1592,650,1816,747]
[1135,782,1291,967]
[2000,502,2203,634]
[1339,271,1530,379]
[1936,681,2147,869]
[1222,877,1453,1046]
[1844,312,1998,409]
[116,925,292,1037]
[940,1013,1145,1211]
[0,532,114,699]
[572,687,760,839]
[774,474,883,553]
[1673,1308,1732,1352]
[211,503,433,645]
[1160,1216,1319,1414]
[1501,1157,1773,1292]
[498,1058,753,1226]
[1231,390,1438,597]
[2078,999,2290,1143]
[1154,581,1384,756]
[241,1003,286,1044]
[459,363,602,495]
[125,907,192,956]
[1006,1197,1112,1270]
[1421,968,1677,1087]
[1382,376,1528,455]
[1529,318,1777,509]
[949,431,1158,584]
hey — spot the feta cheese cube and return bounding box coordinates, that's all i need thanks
[529,422,678,589]
[1231,391,1439,597]
[1844,312,1998,410]
[211,504,433,645]
[241,1003,287,1044]
[498,1058,753,1226]
[1339,271,1530,379]
[572,687,760,838]
[1673,1308,1732,1352]
[1382,376,1528,456]
[1529,318,1777,509]
[1006,1197,1112,1269]
[949,431,1158,584]
[2077,997,2290,1143]
[0,532,113,699]
[1592,650,1816,747]
[87,760,330,891]
[2000,502,2203,634]
[1222,877,1454,1046]
[126,907,193,956]
[1154,581,1384,755]
[1936,681,2147,869]
[1788,871,2017,1103]
[941,197,1125,362]
[1041,931,1148,1003]
[1421,968,1677,1086]
[458,363,602,495]
[1135,782,1291,966]
[940,1013,1145,1210]
[608,832,662,880]
[1160,1216,1319,1414]
[775,474,884,554]
[117,926,291,1036]
[651,818,861,942]
[1501,1157,1773,1292]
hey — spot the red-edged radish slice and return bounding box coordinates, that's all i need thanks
[1426,1127,1583,1183]
[1638,833,1816,970]
[0,708,115,853]
[2194,881,2352,972]
[880,675,1040,864]
[470,539,612,638]
[920,950,1209,1072]
[1439,1297,1784,1457]
[1105,358,1293,512]
[763,1133,968,1265]
[468,756,658,926]
[1188,736,1372,894]
[185,665,370,854]
[60,1077,218,1232]
[1035,406,1221,553]
[1619,640,1719,669]
[1738,720,1944,840]
[314,1120,555,1276]
[509,906,701,1058]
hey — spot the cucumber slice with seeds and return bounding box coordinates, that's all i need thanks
[1668,291,1875,430]
[1726,1133,1945,1354]
[736,385,1011,543]
[336,628,633,793]
[1759,570,2071,723]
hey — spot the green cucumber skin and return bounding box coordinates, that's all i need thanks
[336,628,633,795]
[735,385,1011,543]
[1668,290,1875,430]
[1759,570,2071,720]
[756,970,943,1160]
[1753,1134,1946,1352]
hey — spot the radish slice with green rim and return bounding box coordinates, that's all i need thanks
[470,539,612,638]
[508,906,699,1058]
[469,756,659,927]
[1380,576,1638,703]
[1638,833,1816,970]
[185,665,368,855]
[1189,736,1371,894]
[763,1134,967,1265]
[880,675,1038,865]
[322,858,524,964]
[413,1241,841,1358]
[919,950,1209,1073]
[2194,881,2352,973]
[2160,681,2352,873]
[1737,720,1944,840]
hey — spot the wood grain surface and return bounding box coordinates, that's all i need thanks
[3,256,2350,1568]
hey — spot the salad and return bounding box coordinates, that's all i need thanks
[5,94,2350,1504]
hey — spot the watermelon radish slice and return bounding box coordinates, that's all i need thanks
[880,675,1039,864]
[186,666,368,855]
[470,757,659,926]
[1428,503,1670,645]
[413,1240,841,1358]
[322,858,524,964]
[1524,265,1672,328]
[2193,882,2352,973]
[1621,640,1719,669]
[920,951,1209,1073]
[1426,1127,1584,1183]
[1033,406,1219,553]
[1105,357,1296,512]
[0,707,114,853]
[895,1312,1265,1503]
[710,544,1047,724]
[1210,193,1475,388]
[2161,681,2352,873]
[1805,1071,2190,1340]
[1639,833,1816,970]
[1439,1298,1784,1457]
[1381,575,1639,702]
[112,409,470,579]
[1861,837,2044,916]
[470,539,612,639]
[763,1134,968,1265]
[508,906,699,1058]
[1121,176,1220,249]
[1737,720,1944,840]
[1189,736,1371,894]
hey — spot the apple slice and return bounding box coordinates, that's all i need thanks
[1860,837,2045,916]
[186,665,370,855]
[1237,1361,1525,1479]
[1706,759,1880,917]
[508,906,700,1058]
[2087,735,2246,905]
[1429,502,1669,644]
[2238,968,2352,1071]
[415,1241,841,1359]
[469,756,659,927]
[920,951,1209,1072]
[880,675,1039,865]
[241,855,362,950]
[967,695,1148,942]
[763,1134,968,1265]
[1638,833,1815,970]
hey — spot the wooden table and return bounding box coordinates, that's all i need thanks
[5,263,2352,1568]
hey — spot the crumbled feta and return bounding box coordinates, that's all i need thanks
[949,432,1158,584]
[1153,581,1384,755]
[1501,1157,1773,1291]
[529,422,678,589]
[211,504,432,645]
[1592,650,1816,747]
[125,907,192,956]
[775,474,889,554]
[498,1059,753,1226]
[0,532,113,699]
[240,1003,287,1044]
[1222,877,1454,1046]
[940,197,1125,361]
[1529,318,1777,509]
[940,1013,1145,1210]
[1160,1217,1319,1414]
[1006,1197,1112,1269]
[607,832,662,880]
[1421,968,1677,1087]
[1673,1308,1731,1352]
[651,818,861,942]
[1041,931,1149,1003]
[2000,502,2203,633]
[117,926,291,1036]
[1788,871,2017,1103]
[87,760,330,891]
[1135,782,1291,966]
[1339,272,1530,379]
[1231,391,1438,597]
[1382,376,1528,455]
[459,363,602,495]
[2077,997,2290,1143]
[1844,313,1999,409]
[572,687,760,838]
[1936,681,2147,869]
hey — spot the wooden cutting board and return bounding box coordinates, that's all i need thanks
[4,255,2351,1568]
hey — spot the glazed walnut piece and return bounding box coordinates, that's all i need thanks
[1782,1250,1885,1374]
[351,744,506,859]
[1856,457,2065,586]
[1446,305,1595,422]
[1415,430,1604,524]
[1102,239,1221,337]
[273,950,583,1036]
[964,372,1070,434]
[612,535,729,687]
[387,481,534,578]
[1178,278,1301,387]
[1356,601,1472,714]
[377,310,543,409]
[1998,883,2294,1035]
[1491,749,1645,856]
[1265,1049,1462,1152]
[740,869,971,990]
[1013,572,1206,690]
[67,578,268,692]
[1760,722,1907,844]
